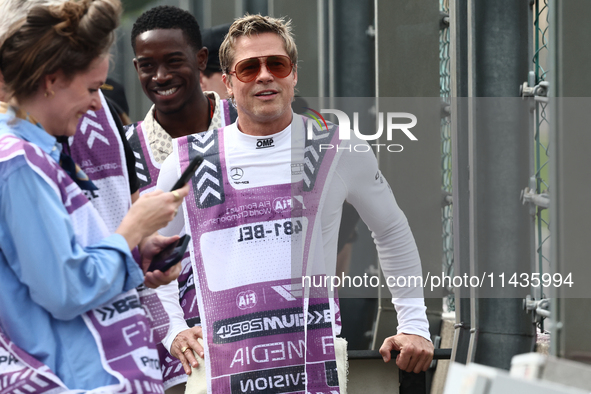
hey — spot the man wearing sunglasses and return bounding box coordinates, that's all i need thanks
[157,14,433,393]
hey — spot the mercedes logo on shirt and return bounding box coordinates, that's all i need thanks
[231,167,244,180]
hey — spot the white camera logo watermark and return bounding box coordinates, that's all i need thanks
[305,109,418,152]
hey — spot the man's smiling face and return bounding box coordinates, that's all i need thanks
[223,32,297,134]
[133,28,207,115]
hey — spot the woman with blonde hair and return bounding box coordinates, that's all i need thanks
[0,0,188,391]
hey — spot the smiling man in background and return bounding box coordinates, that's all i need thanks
[128,6,237,392]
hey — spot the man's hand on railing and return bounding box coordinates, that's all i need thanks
[379,333,435,373]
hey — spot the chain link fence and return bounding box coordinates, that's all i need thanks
[439,0,454,312]
[533,0,550,306]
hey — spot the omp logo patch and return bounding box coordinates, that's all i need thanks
[256,138,274,149]
[213,303,331,344]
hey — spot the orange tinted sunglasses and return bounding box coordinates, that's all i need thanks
[229,55,294,82]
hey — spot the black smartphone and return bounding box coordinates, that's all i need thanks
[171,155,204,191]
[147,234,191,272]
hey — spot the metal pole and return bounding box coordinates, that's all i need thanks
[550,0,591,361]
[328,0,335,98]
[374,0,379,100]
[317,0,326,98]
[466,0,478,364]
[548,0,558,359]
[450,0,472,364]
[332,0,374,97]
[468,0,536,369]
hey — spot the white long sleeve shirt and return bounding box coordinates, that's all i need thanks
[156,117,431,352]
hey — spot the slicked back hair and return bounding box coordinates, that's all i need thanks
[219,14,297,76]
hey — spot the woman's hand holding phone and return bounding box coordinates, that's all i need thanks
[141,234,185,288]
